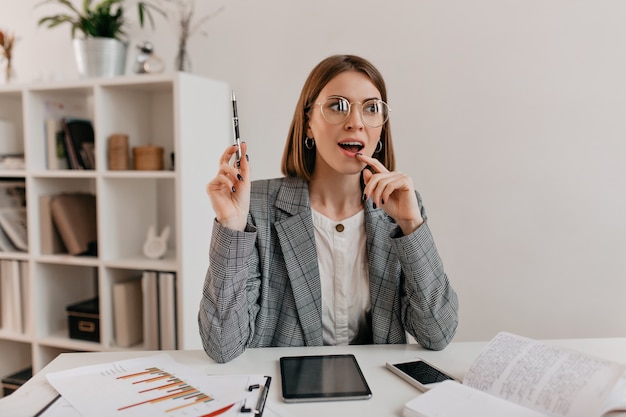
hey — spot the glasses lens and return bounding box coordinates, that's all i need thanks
[361,99,389,127]
[319,97,390,127]
[320,97,350,124]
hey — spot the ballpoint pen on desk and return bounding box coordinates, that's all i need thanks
[231,90,243,162]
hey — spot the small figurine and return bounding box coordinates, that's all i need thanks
[133,41,164,74]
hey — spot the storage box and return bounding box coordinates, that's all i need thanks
[132,145,164,170]
[2,367,32,396]
[66,297,100,342]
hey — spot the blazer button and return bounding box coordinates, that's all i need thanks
[335,224,344,232]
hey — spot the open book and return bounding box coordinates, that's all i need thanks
[404,332,626,417]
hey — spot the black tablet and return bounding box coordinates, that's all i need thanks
[279,354,372,403]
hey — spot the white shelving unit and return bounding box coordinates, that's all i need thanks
[0,73,231,378]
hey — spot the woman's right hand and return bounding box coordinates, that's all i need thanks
[206,142,250,231]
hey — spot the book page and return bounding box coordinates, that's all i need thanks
[599,378,626,416]
[463,332,625,417]
[404,380,549,417]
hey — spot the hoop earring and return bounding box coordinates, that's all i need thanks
[305,137,315,150]
[374,140,383,153]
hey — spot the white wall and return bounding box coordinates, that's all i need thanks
[4,0,626,342]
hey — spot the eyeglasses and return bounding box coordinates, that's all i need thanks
[315,96,390,128]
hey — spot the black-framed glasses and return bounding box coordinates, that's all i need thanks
[315,96,390,128]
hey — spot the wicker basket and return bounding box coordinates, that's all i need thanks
[108,134,129,170]
[132,146,164,170]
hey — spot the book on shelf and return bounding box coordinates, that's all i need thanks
[49,193,97,256]
[39,194,66,254]
[158,271,177,350]
[0,260,24,333]
[112,279,144,348]
[44,118,68,170]
[19,261,30,334]
[141,270,159,350]
[402,332,626,417]
[61,118,95,170]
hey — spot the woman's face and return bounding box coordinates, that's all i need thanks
[306,71,384,178]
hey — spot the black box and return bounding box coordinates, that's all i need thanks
[66,297,100,342]
[2,367,32,396]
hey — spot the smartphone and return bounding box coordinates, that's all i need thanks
[386,359,459,392]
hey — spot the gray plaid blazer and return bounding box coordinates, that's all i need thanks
[199,176,458,363]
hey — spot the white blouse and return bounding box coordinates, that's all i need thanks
[311,208,371,345]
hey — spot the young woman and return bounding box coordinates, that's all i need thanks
[200,54,459,363]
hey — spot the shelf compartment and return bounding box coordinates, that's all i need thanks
[99,177,175,262]
[32,263,99,344]
[0,339,31,394]
[101,268,147,350]
[24,87,94,172]
[97,82,174,172]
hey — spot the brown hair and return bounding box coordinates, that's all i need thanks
[280,54,395,181]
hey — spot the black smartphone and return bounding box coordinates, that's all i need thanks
[386,359,459,392]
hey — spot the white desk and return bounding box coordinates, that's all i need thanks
[1,338,626,417]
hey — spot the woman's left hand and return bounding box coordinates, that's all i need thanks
[357,153,424,235]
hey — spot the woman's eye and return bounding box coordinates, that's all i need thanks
[364,101,380,114]
[330,99,349,113]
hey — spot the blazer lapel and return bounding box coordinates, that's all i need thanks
[365,203,400,344]
[273,178,323,346]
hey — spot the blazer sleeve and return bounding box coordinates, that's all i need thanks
[392,196,459,350]
[198,219,261,363]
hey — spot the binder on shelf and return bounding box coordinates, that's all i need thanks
[49,193,97,256]
[141,270,159,350]
[0,260,9,331]
[0,260,23,333]
[61,118,95,170]
[19,261,30,335]
[112,279,143,348]
[158,272,177,350]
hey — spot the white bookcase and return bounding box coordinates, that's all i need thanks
[0,73,231,378]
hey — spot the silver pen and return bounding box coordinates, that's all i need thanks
[231,90,242,162]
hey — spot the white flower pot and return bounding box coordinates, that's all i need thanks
[73,38,128,78]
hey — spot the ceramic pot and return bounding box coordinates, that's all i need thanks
[73,38,128,78]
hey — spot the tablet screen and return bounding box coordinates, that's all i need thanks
[279,354,372,402]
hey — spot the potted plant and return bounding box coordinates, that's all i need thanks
[36,0,164,78]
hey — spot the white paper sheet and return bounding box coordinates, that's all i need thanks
[45,354,271,417]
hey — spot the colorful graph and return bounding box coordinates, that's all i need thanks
[115,367,215,413]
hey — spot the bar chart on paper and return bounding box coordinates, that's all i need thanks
[45,354,265,417]
[115,366,215,413]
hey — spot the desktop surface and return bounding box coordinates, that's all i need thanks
[1,338,626,417]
